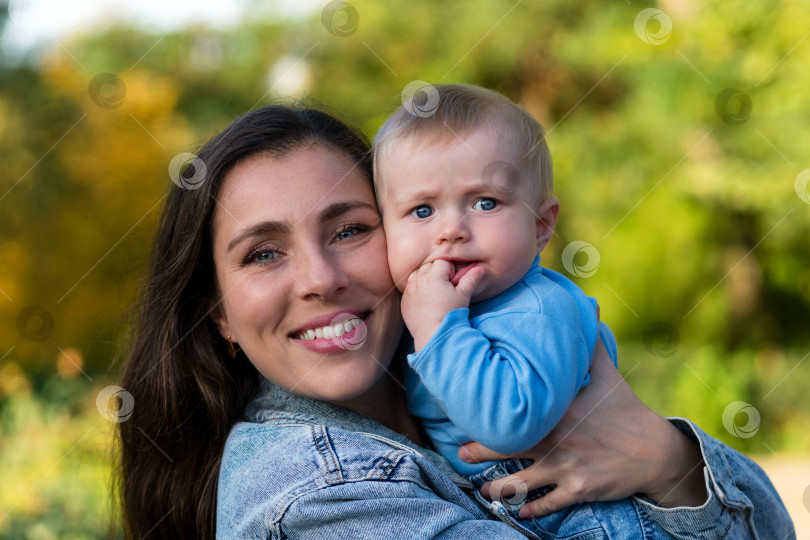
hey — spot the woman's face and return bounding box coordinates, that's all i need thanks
[211,144,403,404]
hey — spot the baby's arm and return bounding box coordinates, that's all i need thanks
[402,262,594,455]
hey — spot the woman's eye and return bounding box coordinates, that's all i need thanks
[334,223,370,243]
[256,251,279,262]
[473,198,497,211]
[410,205,434,219]
[243,246,282,266]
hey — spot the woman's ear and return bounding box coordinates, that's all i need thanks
[209,302,232,340]
[535,196,560,253]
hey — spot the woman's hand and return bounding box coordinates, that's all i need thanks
[458,339,707,518]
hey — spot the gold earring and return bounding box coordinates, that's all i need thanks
[226,335,241,359]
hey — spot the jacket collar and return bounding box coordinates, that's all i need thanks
[243,375,470,485]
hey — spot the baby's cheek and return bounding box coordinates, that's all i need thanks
[380,221,401,277]
[386,251,410,292]
[385,233,420,291]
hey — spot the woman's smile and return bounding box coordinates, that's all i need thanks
[291,309,367,340]
[290,309,371,354]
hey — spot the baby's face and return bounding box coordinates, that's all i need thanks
[377,125,541,303]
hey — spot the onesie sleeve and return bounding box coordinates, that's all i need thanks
[408,307,593,455]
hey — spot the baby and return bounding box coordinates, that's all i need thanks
[373,84,657,537]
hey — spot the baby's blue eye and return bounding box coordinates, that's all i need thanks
[336,230,355,241]
[474,198,497,211]
[411,205,434,219]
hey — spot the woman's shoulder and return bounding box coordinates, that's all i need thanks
[220,418,427,486]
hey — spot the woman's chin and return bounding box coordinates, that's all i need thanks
[312,363,388,403]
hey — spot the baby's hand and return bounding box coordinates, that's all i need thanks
[402,260,486,352]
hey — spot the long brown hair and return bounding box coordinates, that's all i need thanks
[117,105,373,537]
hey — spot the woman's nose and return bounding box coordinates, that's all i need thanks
[293,247,350,300]
[437,211,470,245]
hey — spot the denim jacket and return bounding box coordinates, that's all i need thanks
[216,377,794,539]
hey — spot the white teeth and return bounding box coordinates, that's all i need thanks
[296,317,363,341]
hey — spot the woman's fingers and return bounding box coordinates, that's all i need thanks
[519,487,577,518]
[483,466,555,501]
[484,468,585,519]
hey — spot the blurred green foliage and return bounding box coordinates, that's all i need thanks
[1,0,809,536]
[0,368,118,538]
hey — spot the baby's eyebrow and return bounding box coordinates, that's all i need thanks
[392,187,438,203]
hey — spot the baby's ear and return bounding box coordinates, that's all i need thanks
[535,196,559,253]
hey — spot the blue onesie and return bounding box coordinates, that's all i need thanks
[404,255,618,476]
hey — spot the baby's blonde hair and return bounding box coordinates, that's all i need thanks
[372,83,553,203]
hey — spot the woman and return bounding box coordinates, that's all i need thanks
[117,105,793,538]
